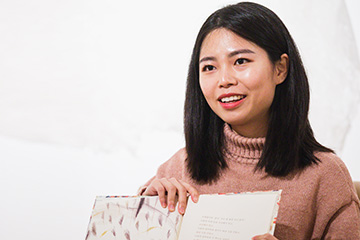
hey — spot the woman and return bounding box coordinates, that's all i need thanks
[139,2,360,239]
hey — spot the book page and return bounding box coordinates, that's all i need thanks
[178,191,281,240]
[85,196,183,240]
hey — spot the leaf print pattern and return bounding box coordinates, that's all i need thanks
[85,196,182,240]
[119,215,124,226]
[91,222,96,235]
[124,230,130,240]
[158,214,163,226]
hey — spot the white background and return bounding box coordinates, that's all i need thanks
[0,0,359,239]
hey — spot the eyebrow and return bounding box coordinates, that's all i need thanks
[199,49,255,64]
[229,49,255,57]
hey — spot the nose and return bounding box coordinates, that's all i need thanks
[218,68,237,88]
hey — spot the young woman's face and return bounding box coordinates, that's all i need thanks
[199,28,288,137]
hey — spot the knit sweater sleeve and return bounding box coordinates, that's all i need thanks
[137,148,187,195]
[154,148,187,180]
[313,152,360,239]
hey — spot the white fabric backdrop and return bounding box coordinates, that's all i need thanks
[0,0,359,239]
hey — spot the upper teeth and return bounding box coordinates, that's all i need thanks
[220,95,244,103]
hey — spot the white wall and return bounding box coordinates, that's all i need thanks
[0,0,359,239]
[341,0,360,184]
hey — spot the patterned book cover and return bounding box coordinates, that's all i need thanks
[85,195,182,240]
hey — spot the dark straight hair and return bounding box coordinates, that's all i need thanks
[184,2,333,184]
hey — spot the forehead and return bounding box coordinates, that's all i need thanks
[200,28,260,56]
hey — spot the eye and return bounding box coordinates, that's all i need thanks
[201,65,216,72]
[235,58,249,65]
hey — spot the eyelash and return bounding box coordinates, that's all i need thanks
[201,58,249,72]
[235,58,249,65]
[202,65,215,72]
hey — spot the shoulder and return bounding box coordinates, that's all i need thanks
[315,151,348,171]
[155,148,188,179]
[313,151,358,203]
[314,151,353,184]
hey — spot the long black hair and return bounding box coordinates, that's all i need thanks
[184,2,333,184]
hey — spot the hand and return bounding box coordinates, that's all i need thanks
[252,233,278,240]
[142,177,199,215]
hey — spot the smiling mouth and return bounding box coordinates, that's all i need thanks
[219,95,246,103]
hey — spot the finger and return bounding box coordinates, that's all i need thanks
[179,180,199,203]
[143,179,167,208]
[252,233,277,240]
[168,178,188,215]
[159,178,178,212]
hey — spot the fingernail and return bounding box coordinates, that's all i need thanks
[169,203,175,211]
[178,204,184,214]
[161,201,166,208]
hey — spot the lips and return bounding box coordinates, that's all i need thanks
[218,93,246,109]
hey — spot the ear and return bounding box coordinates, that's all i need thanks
[274,53,289,85]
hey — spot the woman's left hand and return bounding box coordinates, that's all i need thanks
[252,233,278,240]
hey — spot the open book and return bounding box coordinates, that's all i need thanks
[85,190,282,240]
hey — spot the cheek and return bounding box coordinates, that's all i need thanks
[243,76,277,110]
[246,69,277,96]
[253,84,277,110]
[199,78,215,99]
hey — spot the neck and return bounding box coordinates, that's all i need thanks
[230,124,268,138]
[228,111,270,138]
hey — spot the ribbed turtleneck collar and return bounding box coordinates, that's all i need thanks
[223,124,265,164]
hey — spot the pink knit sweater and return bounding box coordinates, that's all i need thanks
[142,124,360,239]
